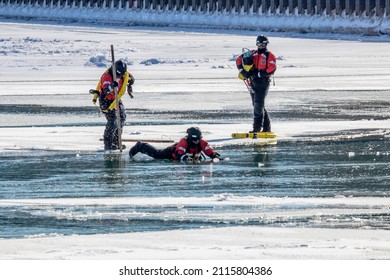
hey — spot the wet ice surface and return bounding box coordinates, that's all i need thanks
[1,90,390,238]
[1,89,390,127]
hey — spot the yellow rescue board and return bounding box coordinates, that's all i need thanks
[231,132,277,139]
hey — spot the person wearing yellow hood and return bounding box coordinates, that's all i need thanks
[236,35,277,133]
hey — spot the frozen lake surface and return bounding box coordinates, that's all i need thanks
[1,91,389,239]
[1,21,390,261]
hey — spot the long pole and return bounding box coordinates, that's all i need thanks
[110,45,122,153]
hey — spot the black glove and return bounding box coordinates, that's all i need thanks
[249,69,259,79]
[181,155,193,162]
[108,81,119,91]
[211,152,223,163]
[239,69,251,79]
[258,70,268,78]
[128,76,135,85]
[127,84,134,98]
[211,152,221,159]
[101,87,110,96]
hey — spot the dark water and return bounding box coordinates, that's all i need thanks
[1,139,389,238]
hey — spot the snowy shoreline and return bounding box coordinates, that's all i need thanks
[2,226,390,260]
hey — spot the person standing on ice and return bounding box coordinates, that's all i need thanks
[92,60,135,151]
[236,35,277,133]
[129,127,221,162]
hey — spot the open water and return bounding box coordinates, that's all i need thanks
[1,138,389,238]
[1,91,390,238]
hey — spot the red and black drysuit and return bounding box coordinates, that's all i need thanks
[98,69,134,150]
[129,137,219,161]
[236,48,277,132]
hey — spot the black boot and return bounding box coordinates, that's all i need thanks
[104,134,115,151]
[262,126,271,133]
[250,122,262,133]
[112,144,126,150]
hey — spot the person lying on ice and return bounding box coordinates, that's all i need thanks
[129,127,222,162]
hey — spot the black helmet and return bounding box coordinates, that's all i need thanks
[256,35,269,46]
[186,127,202,143]
[243,55,253,66]
[114,60,127,76]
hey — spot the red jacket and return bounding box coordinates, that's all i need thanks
[99,71,127,101]
[172,137,216,160]
[236,49,277,78]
